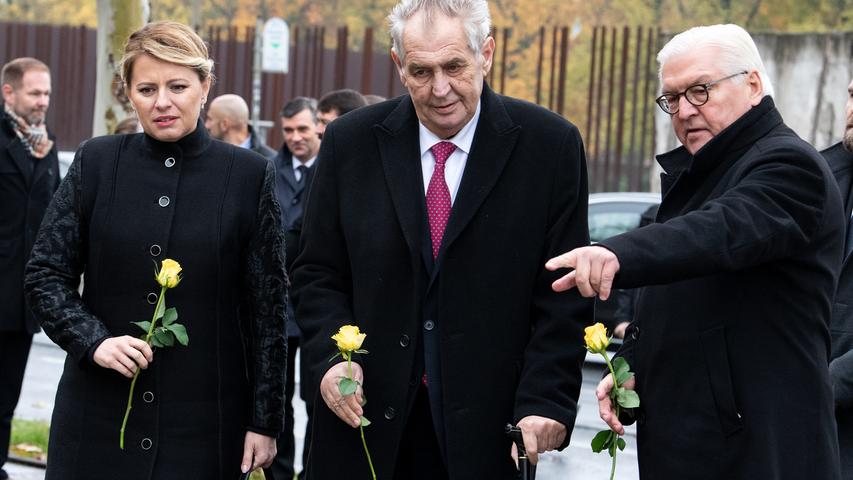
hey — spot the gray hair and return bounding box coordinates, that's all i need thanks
[388,0,491,63]
[280,96,318,122]
[657,24,774,98]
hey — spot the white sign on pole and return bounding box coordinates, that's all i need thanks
[262,17,290,73]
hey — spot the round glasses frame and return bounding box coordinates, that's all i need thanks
[655,71,748,115]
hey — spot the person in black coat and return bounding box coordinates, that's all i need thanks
[24,21,287,479]
[821,78,853,479]
[291,1,592,478]
[0,56,59,480]
[265,96,321,480]
[548,24,843,479]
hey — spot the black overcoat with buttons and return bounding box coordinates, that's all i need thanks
[24,125,288,479]
[291,84,593,479]
[0,112,59,333]
[600,97,843,479]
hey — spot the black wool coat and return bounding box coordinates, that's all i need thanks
[25,126,288,480]
[601,97,843,479]
[0,114,59,333]
[291,84,593,479]
[822,141,853,479]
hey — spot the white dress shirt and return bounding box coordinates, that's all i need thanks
[418,101,481,205]
[292,156,316,182]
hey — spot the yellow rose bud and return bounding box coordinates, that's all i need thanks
[584,322,610,354]
[156,259,182,289]
[331,325,366,352]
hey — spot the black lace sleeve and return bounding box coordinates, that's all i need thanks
[243,160,288,434]
[24,146,111,363]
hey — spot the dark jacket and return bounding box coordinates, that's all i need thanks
[822,141,853,479]
[272,145,315,339]
[601,97,843,479]
[249,125,276,159]
[25,126,288,479]
[291,85,593,479]
[0,112,59,333]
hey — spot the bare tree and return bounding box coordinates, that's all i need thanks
[93,0,150,136]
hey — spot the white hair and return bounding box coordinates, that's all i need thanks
[657,24,774,98]
[388,0,491,63]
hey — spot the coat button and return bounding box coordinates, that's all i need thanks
[142,391,154,403]
[631,327,641,340]
[158,196,170,207]
[384,407,396,420]
[141,437,153,450]
[149,244,161,257]
[399,334,410,347]
[423,320,434,331]
[147,292,158,304]
[291,197,300,205]
[164,157,176,167]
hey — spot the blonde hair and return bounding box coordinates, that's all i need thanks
[119,21,214,86]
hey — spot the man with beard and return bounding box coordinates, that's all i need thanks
[0,57,59,480]
[821,78,853,479]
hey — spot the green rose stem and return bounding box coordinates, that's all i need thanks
[119,285,166,449]
[602,350,621,480]
[344,351,376,480]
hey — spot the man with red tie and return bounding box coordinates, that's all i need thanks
[291,0,592,478]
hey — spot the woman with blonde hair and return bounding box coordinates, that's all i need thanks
[25,21,287,479]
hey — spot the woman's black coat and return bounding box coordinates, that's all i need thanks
[25,125,287,479]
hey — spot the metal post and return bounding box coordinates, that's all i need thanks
[251,18,263,133]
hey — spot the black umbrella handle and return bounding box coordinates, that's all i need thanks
[506,424,537,480]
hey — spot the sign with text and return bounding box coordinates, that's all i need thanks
[262,17,289,73]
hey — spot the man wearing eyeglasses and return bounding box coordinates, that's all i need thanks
[547,24,843,479]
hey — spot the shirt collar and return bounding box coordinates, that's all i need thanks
[419,100,481,157]
[238,135,252,149]
[292,156,316,170]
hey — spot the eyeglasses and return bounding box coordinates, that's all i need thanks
[655,71,748,115]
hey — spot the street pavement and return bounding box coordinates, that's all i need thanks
[9,333,639,479]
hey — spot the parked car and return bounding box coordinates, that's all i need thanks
[587,192,661,358]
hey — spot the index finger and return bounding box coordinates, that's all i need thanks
[521,425,539,465]
[545,249,577,271]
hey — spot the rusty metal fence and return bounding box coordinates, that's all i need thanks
[0,21,661,192]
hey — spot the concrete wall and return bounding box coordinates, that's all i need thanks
[652,32,853,192]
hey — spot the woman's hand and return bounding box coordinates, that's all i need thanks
[93,336,154,378]
[241,431,277,473]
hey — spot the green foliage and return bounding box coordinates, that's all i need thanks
[339,377,358,396]
[10,419,50,455]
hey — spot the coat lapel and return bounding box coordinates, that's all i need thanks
[279,153,305,196]
[437,85,520,263]
[375,98,425,261]
[6,139,32,184]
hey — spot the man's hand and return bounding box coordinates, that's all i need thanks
[595,373,636,435]
[241,431,277,473]
[545,246,620,300]
[320,361,364,428]
[93,336,154,378]
[509,415,566,466]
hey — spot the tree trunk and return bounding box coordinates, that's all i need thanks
[93,0,149,137]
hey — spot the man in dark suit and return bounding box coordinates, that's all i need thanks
[548,24,843,479]
[265,96,321,480]
[315,89,367,139]
[0,57,59,480]
[822,77,853,479]
[204,93,276,158]
[291,1,592,478]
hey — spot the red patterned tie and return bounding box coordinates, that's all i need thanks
[426,141,457,259]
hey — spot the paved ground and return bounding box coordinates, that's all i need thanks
[7,333,639,479]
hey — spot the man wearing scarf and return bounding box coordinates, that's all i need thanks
[0,57,58,480]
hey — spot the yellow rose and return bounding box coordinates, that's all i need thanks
[584,322,610,354]
[332,325,366,352]
[156,259,182,289]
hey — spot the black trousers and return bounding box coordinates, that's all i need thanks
[0,331,33,468]
[393,386,449,480]
[265,336,312,480]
